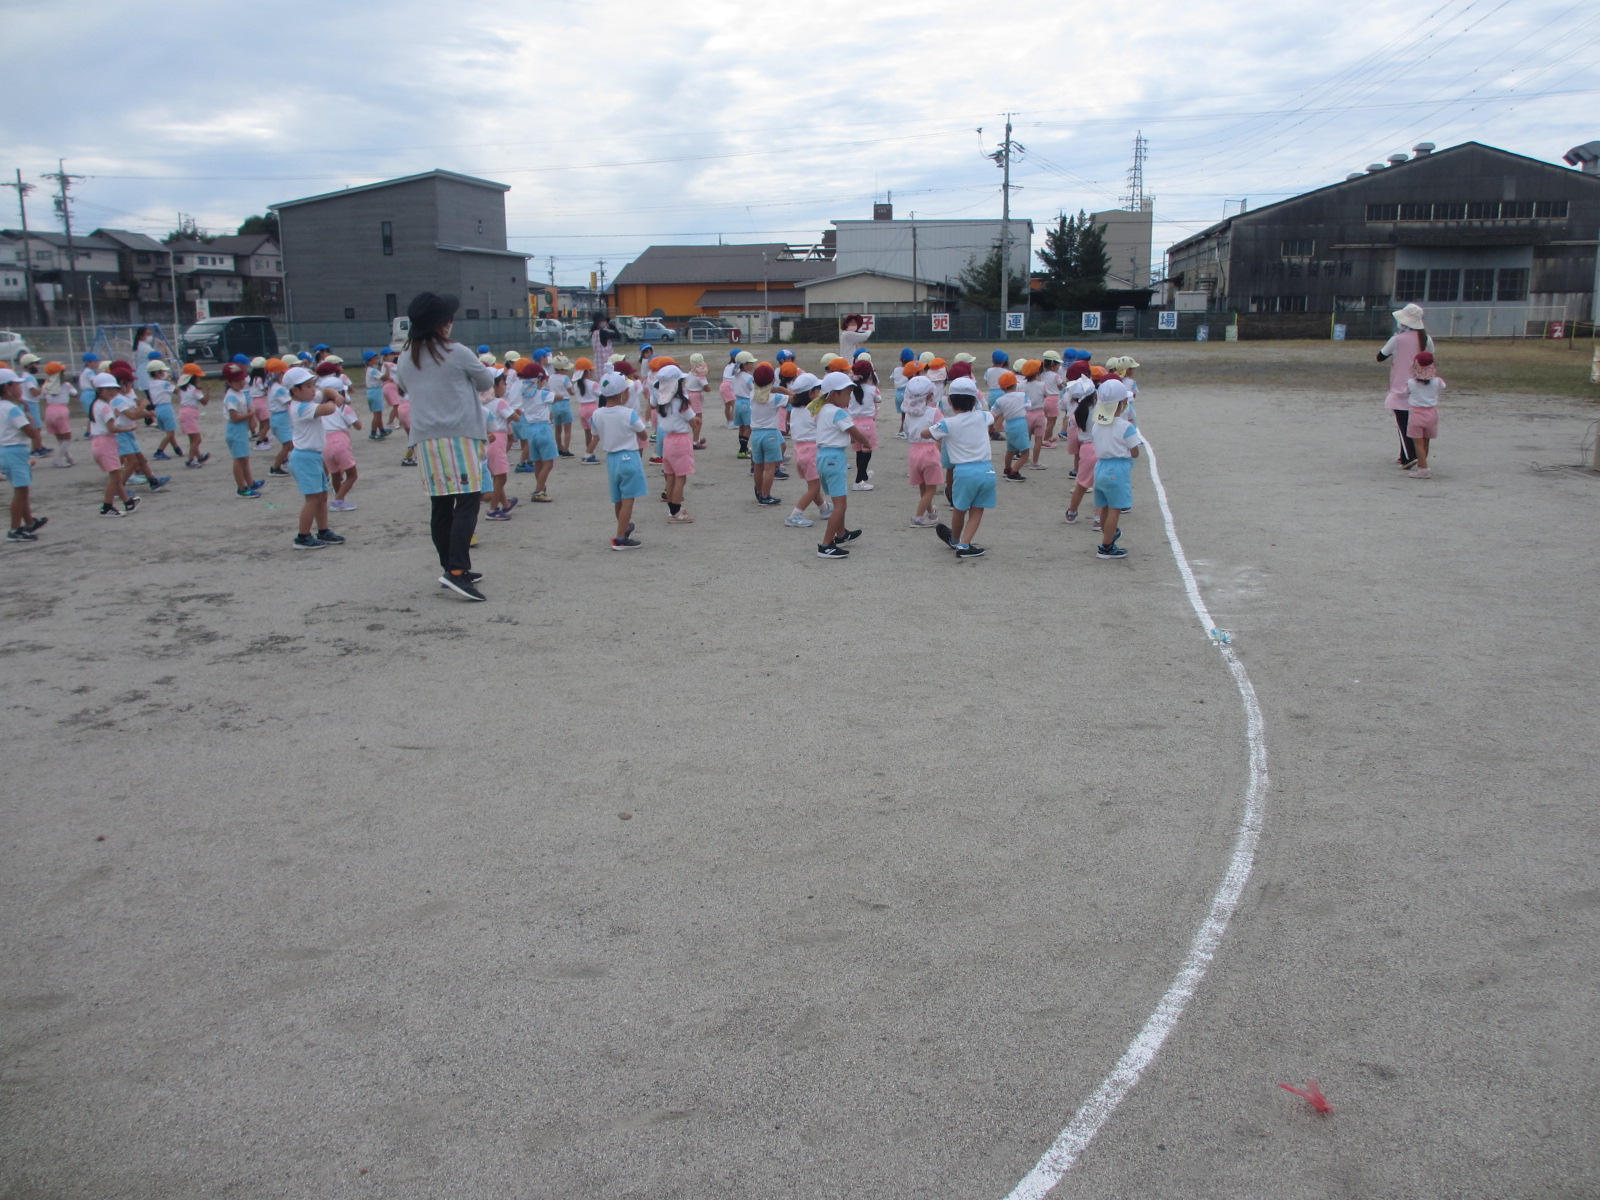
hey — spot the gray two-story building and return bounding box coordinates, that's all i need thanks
[272,169,529,327]
[1167,141,1600,335]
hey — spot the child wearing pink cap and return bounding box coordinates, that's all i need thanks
[902,375,944,527]
[1405,352,1443,479]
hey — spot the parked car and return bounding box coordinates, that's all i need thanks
[0,330,33,363]
[531,317,570,346]
[635,318,679,344]
[684,317,737,341]
[180,316,279,364]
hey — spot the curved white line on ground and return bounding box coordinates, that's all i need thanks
[1004,438,1270,1200]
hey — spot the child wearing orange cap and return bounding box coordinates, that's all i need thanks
[39,362,77,466]
[176,363,210,468]
[1017,359,1049,470]
[992,371,1030,483]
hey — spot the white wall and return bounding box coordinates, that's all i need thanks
[832,220,1032,287]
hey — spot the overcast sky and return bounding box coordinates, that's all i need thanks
[4,0,1596,284]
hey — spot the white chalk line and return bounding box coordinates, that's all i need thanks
[1004,437,1270,1200]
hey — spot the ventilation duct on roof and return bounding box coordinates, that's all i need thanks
[1563,141,1600,174]
[1346,172,1366,181]
[1387,153,1409,165]
[1367,163,1387,173]
[1413,142,1436,156]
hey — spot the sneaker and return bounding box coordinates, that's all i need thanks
[147,476,171,492]
[247,481,264,493]
[25,516,47,534]
[502,497,518,513]
[269,465,290,476]
[236,487,259,498]
[377,429,391,440]
[462,570,484,583]
[316,529,346,544]
[757,495,781,506]
[667,512,695,523]
[1064,509,1078,523]
[1097,543,1128,559]
[648,456,664,465]
[513,461,534,473]
[1398,458,1417,469]
[832,528,862,545]
[152,450,171,460]
[122,496,139,513]
[185,459,204,469]
[557,449,575,457]
[736,450,750,460]
[1068,469,1077,479]
[329,498,356,512]
[485,507,510,520]
[935,523,953,546]
[910,514,935,527]
[784,512,814,528]
[725,420,737,429]
[99,503,125,517]
[529,491,553,503]
[1119,507,1132,514]
[1408,466,1432,478]
[816,543,850,559]
[1042,439,1059,448]
[6,527,37,542]
[438,573,487,600]
[610,537,642,551]
[894,430,908,439]
[850,481,874,491]
[292,533,325,550]
[956,544,987,558]
[401,457,418,467]
[626,522,635,538]
[582,455,599,465]
[368,431,381,440]
[1092,517,1103,531]
[820,501,834,518]
[1028,460,1048,469]
[774,468,789,480]
[693,439,708,449]
[254,438,272,449]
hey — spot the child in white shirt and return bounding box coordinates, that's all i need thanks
[1089,379,1143,559]
[1405,351,1443,479]
[923,377,994,558]
[591,373,649,550]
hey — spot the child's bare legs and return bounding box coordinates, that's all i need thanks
[1413,436,1430,469]
[753,460,776,498]
[613,497,635,539]
[1098,505,1121,544]
[232,456,253,491]
[186,433,203,462]
[9,484,32,530]
[534,458,553,494]
[488,472,507,510]
[299,492,329,536]
[1067,481,1089,516]
[272,439,293,471]
[1030,434,1044,468]
[796,477,821,513]
[823,493,847,543]
[915,482,936,518]
[950,506,968,544]
[962,507,985,544]
[335,465,359,502]
[103,471,130,507]
[157,429,181,457]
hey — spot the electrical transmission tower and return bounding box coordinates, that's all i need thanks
[1123,131,1148,211]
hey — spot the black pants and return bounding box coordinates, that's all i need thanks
[1393,408,1416,463]
[430,492,480,574]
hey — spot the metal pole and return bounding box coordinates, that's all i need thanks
[911,219,918,314]
[999,114,1012,340]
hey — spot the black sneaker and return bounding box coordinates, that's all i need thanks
[99,503,124,517]
[935,523,953,546]
[25,516,47,533]
[557,450,575,458]
[1097,543,1128,559]
[316,529,346,544]
[816,543,850,559]
[439,573,487,600]
[269,465,290,476]
[122,496,140,513]
[610,537,642,551]
[956,544,987,558]
[292,533,325,550]
[6,527,37,542]
[462,570,484,584]
[1005,471,1027,482]
[832,528,862,544]
[757,495,782,506]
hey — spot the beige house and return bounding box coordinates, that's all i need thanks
[795,270,954,318]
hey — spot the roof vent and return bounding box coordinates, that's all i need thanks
[1413,142,1436,156]
[1367,163,1387,173]
[1564,141,1600,174]
[1346,172,1367,181]
[1387,153,1409,165]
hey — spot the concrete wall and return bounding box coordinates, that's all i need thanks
[832,220,1032,287]
[1091,203,1154,289]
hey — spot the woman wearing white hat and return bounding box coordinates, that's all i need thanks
[1378,303,1434,468]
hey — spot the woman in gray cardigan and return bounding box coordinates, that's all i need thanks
[396,291,495,601]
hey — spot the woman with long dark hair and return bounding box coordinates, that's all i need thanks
[396,291,495,601]
[1378,303,1434,469]
[589,314,618,375]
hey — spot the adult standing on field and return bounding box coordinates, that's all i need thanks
[839,313,872,363]
[1378,303,1434,469]
[590,315,619,373]
[397,291,495,602]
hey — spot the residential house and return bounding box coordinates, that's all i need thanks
[610,244,834,319]
[794,269,957,318]
[0,229,122,325]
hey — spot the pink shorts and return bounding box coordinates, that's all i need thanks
[485,431,509,476]
[1407,407,1438,438]
[580,401,598,431]
[251,395,270,422]
[383,381,401,405]
[853,415,879,450]
[1075,443,1098,489]
[91,434,121,473]
[794,440,818,481]
[44,403,72,437]
[908,439,945,487]
[395,400,410,427]
[719,380,736,407]
[323,431,356,472]
[662,431,695,476]
[687,389,704,416]
[1066,425,1081,455]
[1027,410,1046,438]
[179,406,202,436]
[1044,396,1061,421]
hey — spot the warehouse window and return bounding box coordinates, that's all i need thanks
[1281,239,1314,258]
[1462,269,1496,302]
[1501,200,1533,219]
[1467,201,1500,220]
[464,308,480,319]
[381,221,393,255]
[1433,202,1467,221]
[1428,269,1460,302]
[344,307,355,319]
[1366,203,1399,222]
[1399,203,1431,221]
[1496,268,1529,302]
[385,293,398,322]
[1394,269,1427,302]
[1335,295,1370,311]
[1534,200,1568,219]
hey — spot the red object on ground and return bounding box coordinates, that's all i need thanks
[1279,1080,1334,1113]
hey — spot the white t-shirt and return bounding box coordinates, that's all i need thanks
[902,389,940,442]
[523,387,553,423]
[267,382,291,414]
[731,370,754,402]
[289,398,327,451]
[891,366,907,390]
[79,366,100,396]
[177,380,203,408]
[1041,367,1063,397]
[43,380,76,407]
[722,362,739,383]
[815,402,855,449]
[788,404,818,443]
[482,396,514,434]
[592,403,647,453]
[930,410,995,464]
[0,399,30,446]
[550,372,573,401]
[748,387,785,430]
[1406,378,1445,409]
[111,394,141,433]
[993,389,1027,422]
[983,366,1008,390]
[657,401,695,435]
[322,404,359,435]
[848,382,879,419]
[365,365,383,389]
[149,378,175,407]
[223,389,252,424]
[247,378,267,403]
[1020,378,1048,412]
[89,397,116,438]
[1091,415,1143,459]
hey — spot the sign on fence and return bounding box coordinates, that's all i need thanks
[1005,312,1026,332]
[1224,325,1239,342]
[194,299,211,320]
[1332,324,1347,341]
[1547,321,1566,339]
[931,313,950,333]
[1196,325,1210,341]
[857,314,876,333]
[1081,312,1101,331]
[1157,310,1178,330]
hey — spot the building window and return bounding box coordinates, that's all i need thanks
[1534,200,1568,219]
[1366,203,1399,222]
[1399,203,1431,221]
[464,308,480,319]
[136,252,151,264]
[275,259,282,270]
[1281,295,1307,312]
[385,293,398,322]
[1335,295,1369,311]
[1467,201,1500,220]
[1394,269,1427,302]
[1281,239,1314,258]
[1463,269,1496,302]
[490,309,498,319]
[1501,200,1533,219]
[1433,202,1466,221]
[1496,268,1529,302]
[34,250,50,261]
[344,307,356,319]
[381,221,393,255]
[1428,269,1460,302]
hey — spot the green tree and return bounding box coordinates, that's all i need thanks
[958,240,1030,312]
[1036,210,1109,311]
[161,215,212,245]
[237,213,280,241]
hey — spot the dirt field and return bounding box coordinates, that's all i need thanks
[3,341,1597,1199]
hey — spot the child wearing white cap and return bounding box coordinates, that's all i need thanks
[148,361,183,462]
[591,372,648,549]
[87,373,138,515]
[1088,378,1142,559]
[731,351,756,458]
[284,366,346,549]
[812,371,871,559]
[902,375,944,528]
[0,368,48,541]
[653,365,700,523]
[924,377,994,558]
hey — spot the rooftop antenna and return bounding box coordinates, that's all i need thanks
[1122,131,1147,211]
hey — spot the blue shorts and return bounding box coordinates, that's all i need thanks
[1004,416,1030,452]
[116,431,139,456]
[550,399,573,426]
[1092,455,1134,510]
[289,446,328,495]
[0,443,33,488]
[816,445,849,497]
[26,400,41,426]
[606,449,648,502]
[365,386,384,413]
[224,421,252,458]
[80,394,95,417]
[734,399,751,428]
[525,422,558,462]
[894,387,905,413]
[153,402,178,432]
[988,388,1003,405]
[269,411,293,444]
[750,427,783,463]
[951,461,997,511]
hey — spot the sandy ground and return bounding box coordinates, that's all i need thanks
[2,344,1598,1199]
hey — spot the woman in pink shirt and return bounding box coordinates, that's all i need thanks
[1378,303,1435,469]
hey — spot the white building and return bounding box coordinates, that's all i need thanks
[830,216,1035,293]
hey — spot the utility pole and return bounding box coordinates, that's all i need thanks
[910,213,919,314]
[43,160,86,330]
[988,115,1024,339]
[596,259,607,315]
[2,170,41,325]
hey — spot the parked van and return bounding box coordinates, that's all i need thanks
[180,316,279,363]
